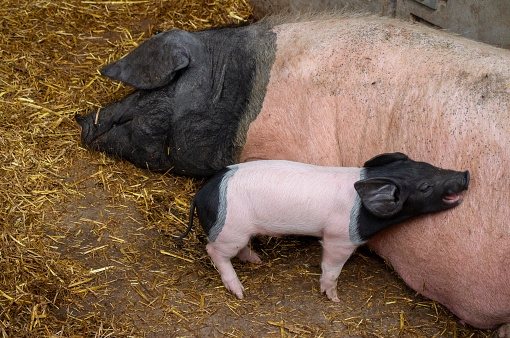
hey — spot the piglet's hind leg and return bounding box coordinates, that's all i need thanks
[206,243,246,299]
[237,245,262,264]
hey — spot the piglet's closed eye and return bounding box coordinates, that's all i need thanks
[354,178,406,218]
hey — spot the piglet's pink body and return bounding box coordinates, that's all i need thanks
[208,161,360,301]
[189,156,468,302]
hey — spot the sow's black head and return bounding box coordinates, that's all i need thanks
[75,25,275,177]
[354,152,469,233]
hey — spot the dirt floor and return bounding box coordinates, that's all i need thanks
[0,0,496,337]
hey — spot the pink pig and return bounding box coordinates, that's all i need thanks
[176,153,469,300]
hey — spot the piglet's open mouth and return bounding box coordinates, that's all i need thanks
[443,194,463,204]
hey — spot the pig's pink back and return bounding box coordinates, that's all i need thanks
[222,161,360,238]
[241,17,510,328]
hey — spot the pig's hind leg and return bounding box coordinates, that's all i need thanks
[319,238,356,302]
[237,245,262,264]
[206,239,251,299]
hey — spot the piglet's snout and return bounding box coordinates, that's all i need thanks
[463,170,470,190]
[442,171,470,204]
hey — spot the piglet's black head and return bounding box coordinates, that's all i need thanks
[354,152,470,220]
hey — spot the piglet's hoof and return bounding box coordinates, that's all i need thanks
[325,292,341,303]
[320,283,340,302]
[223,278,245,300]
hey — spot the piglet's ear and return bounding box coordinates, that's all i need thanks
[101,29,199,89]
[363,152,409,167]
[354,178,406,218]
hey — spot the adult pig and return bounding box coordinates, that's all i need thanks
[177,153,469,301]
[76,16,510,330]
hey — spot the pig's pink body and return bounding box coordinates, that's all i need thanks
[240,17,510,329]
[208,160,360,301]
[221,161,359,238]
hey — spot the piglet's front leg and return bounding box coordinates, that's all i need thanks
[319,238,356,302]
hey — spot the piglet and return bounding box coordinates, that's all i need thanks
[175,153,469,301]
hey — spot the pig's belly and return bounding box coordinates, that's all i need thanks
[240,18,510,328]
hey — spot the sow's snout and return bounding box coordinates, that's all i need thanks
[74,105,120,147]
[75,112,90,143]
[75,110,108,149]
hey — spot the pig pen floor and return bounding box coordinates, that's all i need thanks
[0,0,495,337]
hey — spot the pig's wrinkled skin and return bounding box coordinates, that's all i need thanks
[76,16,510,330]
[179,153,469,301]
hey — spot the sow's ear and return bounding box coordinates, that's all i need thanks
[101,29,200,89]
[354,178,407,218]
[363,152,409,167]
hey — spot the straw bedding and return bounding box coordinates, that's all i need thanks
[0,0,492,336]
